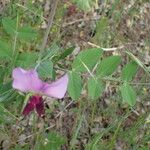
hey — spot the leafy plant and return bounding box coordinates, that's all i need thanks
[120,82,136,106]
[68,71,82,100]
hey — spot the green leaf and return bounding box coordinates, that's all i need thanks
[0,104,14,124]
[121,61,138,81]
[120,83,136,106]
[45,132,66,150]
[72,48,103,73]
[56,47,75,61]
[0,40,12,59]
[42,43,60,61]
[0,82,17,103]
[73,0,92,11]
[2,18,37,41]
[18,26,37,41]
[87,77,105,100]
[68,72,82,100]
[96,55,121,76]
[37,61,53,78]
[94,17,108,42]
[2,18,17,36]
[16,52,38,68]
[126,51,150,75]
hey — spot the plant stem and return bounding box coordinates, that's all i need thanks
[40,0,59,52]
[36,0,59,68]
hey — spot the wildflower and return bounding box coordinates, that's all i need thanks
[12,67,68,117]
[22,95,44,117]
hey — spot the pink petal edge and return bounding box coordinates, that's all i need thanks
[42,74,69,99]
[12,68,43,92]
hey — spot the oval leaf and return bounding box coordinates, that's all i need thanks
[121,61,138,81]
[68,72,82,100]
[87,77,105,100]
[18,26,37,41]
[72,48,103,73]
[96,55,121,76]
[120,83,136,106]
[16,52,38,68]
[2,18,17,36]
[37,61,53,78]
[74,0,92,11]
[0,40,12,59]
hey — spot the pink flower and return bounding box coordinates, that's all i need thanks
[22,95,44,117]
[12,67,68,117]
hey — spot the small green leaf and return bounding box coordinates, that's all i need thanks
[120,83,136,106]
[2,18,37,42]
[87,77,105,100]
[121,61,138,81]
[96,55,121,76]
[68,72,82,100]
[16,52,38,68]
[72,48,103,73]
[2,18,17,36]
[94,17,108,42]
[42,43,60,61]
[18,26,37,41]
[37,61,53,78]
[0,40,12,59]
[73,0,92,11]
[57,47,75,61]
[45,132,66,150]
[126,51,150,75]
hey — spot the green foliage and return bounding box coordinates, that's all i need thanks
[120,82,136,106]
[87,77,105,100]
[94,17,109,43]
[2,17,17,36]
[0,40,12,59]
[37,61,53,78]
[11,145,30,150]
[45,132,66,150]
[36,132,66,150]
[55,47,75,61]
[0,82,16,103]
[121,61,138,81]
[0,103,15,124]
[0,1,149,149]
[126,51,150,75]
[41,43,60,62]
[73,0,93,11]
[68,72,82,100]
[85,133,103,150]
[2,17,37,41]
[17,26,37,41]
[72,48,103,73]
[96,55,121,77]
[16,52,38,68]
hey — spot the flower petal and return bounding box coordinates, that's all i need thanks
[42,74,68,99]
[22,95,43,116]
[22,97,35,116]
[36,99,45,117]
[12,68,43,92]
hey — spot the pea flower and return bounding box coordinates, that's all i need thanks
[12,68,68,117]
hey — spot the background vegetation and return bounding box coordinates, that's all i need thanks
[0,0,149,149]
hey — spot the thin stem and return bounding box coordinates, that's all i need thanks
[40,0,59,52]
[36,0,59,68]
[11,14,19,70]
